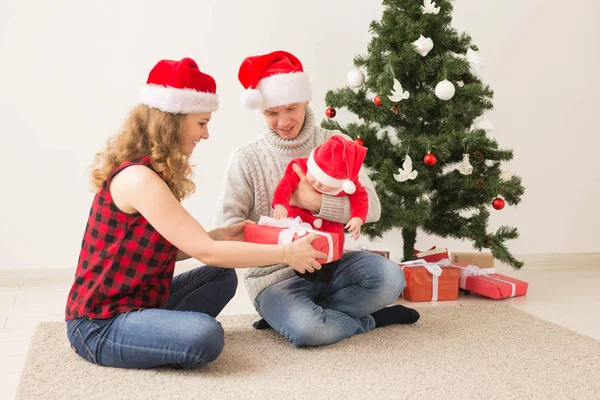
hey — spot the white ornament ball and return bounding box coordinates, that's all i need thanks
[347,69,365,88]
[435,80,456,101]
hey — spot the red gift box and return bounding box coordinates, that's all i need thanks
[453,262,528,299]
[343,248,390,259]
[243,217,340,264]
[413,246,449,262]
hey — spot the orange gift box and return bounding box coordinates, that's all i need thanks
[400,260,461,302]
[243,217,340,265]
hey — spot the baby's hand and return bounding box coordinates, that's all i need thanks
[345,217,363,240]
[273,205,288,219]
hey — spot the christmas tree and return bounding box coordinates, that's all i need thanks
[321,0,525,268]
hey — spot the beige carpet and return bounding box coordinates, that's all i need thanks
[17,305,600,399]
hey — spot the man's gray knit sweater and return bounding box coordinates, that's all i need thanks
[214,107,381,303]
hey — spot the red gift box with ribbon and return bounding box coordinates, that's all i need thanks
[243,216,340,265]
[452,263,528,299]
[414,246,449,262]
[343,245,390,259]
[399,259,461,302]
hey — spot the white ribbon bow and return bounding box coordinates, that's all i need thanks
[401,258,451,301]
[258,216,334,263]
[455,264,516,298]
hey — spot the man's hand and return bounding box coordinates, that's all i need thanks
[290,163,322,213]
[345,217,363,240]
[220,220,255,242]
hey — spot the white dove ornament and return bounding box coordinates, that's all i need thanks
[466,48,483,77]
[471,116,494,133]
[421,0,441,15]
[458,154,473,175]
[394,156,418,182]
[388,79,410,102]
[413,35,434,57]
[500,170,513,182]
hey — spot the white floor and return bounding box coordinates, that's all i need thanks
[1,258,599,400]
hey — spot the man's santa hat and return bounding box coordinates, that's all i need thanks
[139,57,219,114]
[307,136,367,195]
[238,50,311,111]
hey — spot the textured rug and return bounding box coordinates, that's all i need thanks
[16,305,600,399]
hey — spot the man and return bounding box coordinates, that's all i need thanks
[215,50,419,347]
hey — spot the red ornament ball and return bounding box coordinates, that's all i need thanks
[325,107,336,118]
[423,153,437,166]
[373,95,382,106]
[354,137,364,146]
[492,198,505,210]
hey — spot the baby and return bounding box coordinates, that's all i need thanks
[272,135,368,283]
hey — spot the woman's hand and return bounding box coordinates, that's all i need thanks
[282,233,326,274]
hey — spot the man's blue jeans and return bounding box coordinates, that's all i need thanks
[66,266,237,369]
[254,251,406,347]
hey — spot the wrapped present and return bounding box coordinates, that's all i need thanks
[451,252,495,269]
[453,263,528,299]
[400,259,461,302]
[344,245,390,259]
[364,250,390,258]
[413,246,449,262]
[243,216,340,264]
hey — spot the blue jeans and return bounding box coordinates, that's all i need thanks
[254,251,406,347]
[66,265,237,369]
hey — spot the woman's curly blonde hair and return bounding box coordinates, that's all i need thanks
[90,104,195,201]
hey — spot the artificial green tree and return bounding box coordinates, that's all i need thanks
[321,0,525,268]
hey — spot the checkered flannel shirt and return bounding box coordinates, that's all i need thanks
[65,157,178,320]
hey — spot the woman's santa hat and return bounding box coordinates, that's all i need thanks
[139,57,219,114]
[238,50,311,111]
[307,136,367,194]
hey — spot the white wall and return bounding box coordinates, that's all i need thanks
[0,0,598,270]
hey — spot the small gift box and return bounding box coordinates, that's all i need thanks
[344,245,390,259]
[400,259,461,302]
[451,252,495,269]
[243,216,340,264]
[413,246,449,263]
[453,263,528,299]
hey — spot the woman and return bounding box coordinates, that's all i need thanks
[65,57,326,369]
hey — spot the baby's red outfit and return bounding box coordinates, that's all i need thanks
[272,158,368,258]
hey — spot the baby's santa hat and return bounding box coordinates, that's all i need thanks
[238,50,311,111]
[139,57,219,114]
[307,136,367,194]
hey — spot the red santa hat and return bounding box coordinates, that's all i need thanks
[139,57,219,114]
[307,136,367,194]
[238,50,311,111]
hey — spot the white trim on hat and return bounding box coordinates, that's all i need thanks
[255,72,311,110]
[139,84,219,114]
[307,149,345,188]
